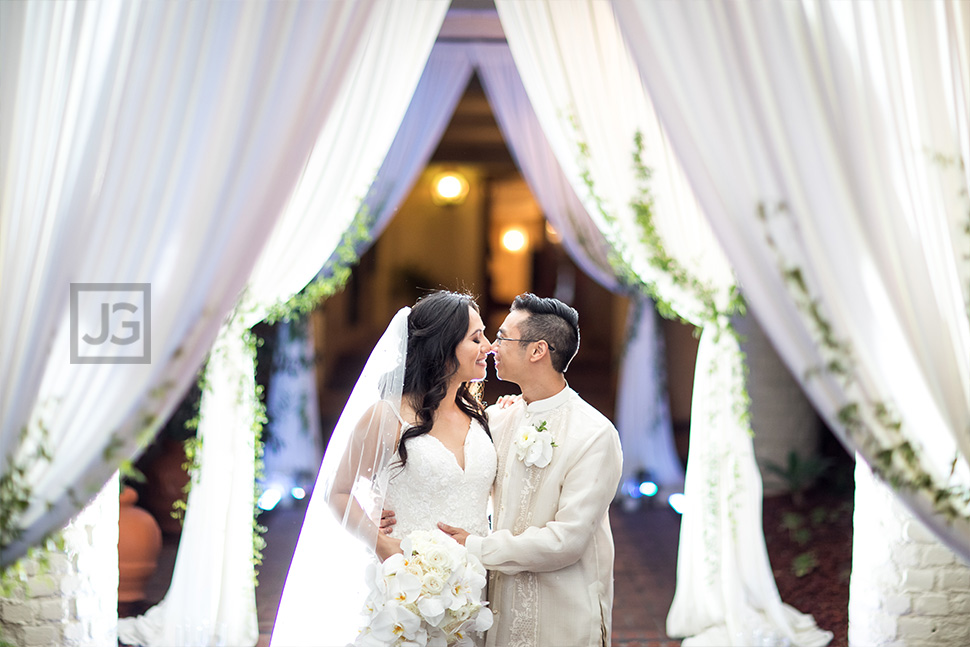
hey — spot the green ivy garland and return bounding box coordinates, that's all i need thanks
[569,121,758,577]
[572,125,751,426]
[629,133,746,334]
[176,203,374,582]
[0,420,65,595]
[1,202,373,609]
[758,201,970,522]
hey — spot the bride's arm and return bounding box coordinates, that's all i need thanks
[326,402,404,561]
[328,492,402,561]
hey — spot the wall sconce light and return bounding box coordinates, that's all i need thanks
[502,227,528,253]
[431,171,470,206]
[544,221,562,243]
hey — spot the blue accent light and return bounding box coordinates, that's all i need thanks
[257,487,283,511]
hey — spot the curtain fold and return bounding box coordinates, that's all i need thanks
[261,318,325,503]
[117,2,450,643]
[613,298,681,489]
[494,2,829,644]
[668,331,831,647]
[361,42,476,243]
[0,0,377,567]
[470,43,619,291]
[614,0,970,559]
[470,41,682,486]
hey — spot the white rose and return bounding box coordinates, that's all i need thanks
[425,545,457,572]
[422,571,446,595]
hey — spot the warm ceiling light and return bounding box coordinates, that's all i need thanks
[431,171,469,205]
[502,228,528,253]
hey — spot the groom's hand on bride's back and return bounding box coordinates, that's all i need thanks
[379,509,396,534]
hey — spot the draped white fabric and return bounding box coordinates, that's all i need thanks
[246,1,449,309]
[469,41,682,486]
[0,0,377,566]
[470,43,618,291]
[494,0,734,323]
[614,0,970,559]
[614,298,682,489]
[494,2,830,644]
[262,319,324,500]
[363,37,680,487]
[361,43,475,243]
[116,2,449,644]
[116,317,262,647]
[673,332,832,647]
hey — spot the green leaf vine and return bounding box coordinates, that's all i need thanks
[570,121,756,578]
[178,202,374,583]
[758,201,970,522]
[0,419,67,592]
[571,123,751,432]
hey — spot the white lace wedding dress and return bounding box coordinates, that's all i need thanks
[384,420,495,541]
[271,416,496,646]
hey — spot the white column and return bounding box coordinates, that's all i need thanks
[0,475,119,646]
[849,459,970,647]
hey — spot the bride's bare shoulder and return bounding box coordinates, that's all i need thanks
[353,400,408,434]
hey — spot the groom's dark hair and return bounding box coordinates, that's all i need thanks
[511,293,580,373]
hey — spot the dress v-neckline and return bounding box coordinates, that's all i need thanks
[425,419,473,473]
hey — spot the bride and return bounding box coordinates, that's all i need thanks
[271,291,497,646]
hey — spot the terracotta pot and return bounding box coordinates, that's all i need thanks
[118,486,163,603]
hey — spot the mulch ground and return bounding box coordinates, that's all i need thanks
[762,487,854,647]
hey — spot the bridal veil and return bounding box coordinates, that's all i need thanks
[270,308,410,645]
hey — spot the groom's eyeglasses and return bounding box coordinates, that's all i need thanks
[494,335,556,352]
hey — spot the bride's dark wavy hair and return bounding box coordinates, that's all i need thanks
[397,290,490,468]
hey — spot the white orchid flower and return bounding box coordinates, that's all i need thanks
[368,601,422,643]
[387,569,422,605]
[514,420,557,468]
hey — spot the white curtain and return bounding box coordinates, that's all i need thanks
[673,332,832,647]
[261,318,325,502]
[613,298,681,489]
[470,41,682,487]
[493,2,831,645]
[614,0,970,557]
[0,0,377,567]
[358,36,681,488]
[116,2,449,645]
[361,43,475,243]
[470,43,618,291]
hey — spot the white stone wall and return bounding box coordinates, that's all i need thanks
[849,459,970,647]
[1,475,119,646]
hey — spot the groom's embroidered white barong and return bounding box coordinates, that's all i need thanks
[465,387,623,647]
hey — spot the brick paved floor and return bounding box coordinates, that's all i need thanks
[609,502,682,647]
[251,500,682,646]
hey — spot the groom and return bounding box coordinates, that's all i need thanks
[439,293,623,647]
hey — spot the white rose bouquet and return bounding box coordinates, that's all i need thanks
[355,530,493,647]
[514,420,557,468]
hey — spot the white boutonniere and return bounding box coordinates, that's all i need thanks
[514,420,557,469]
